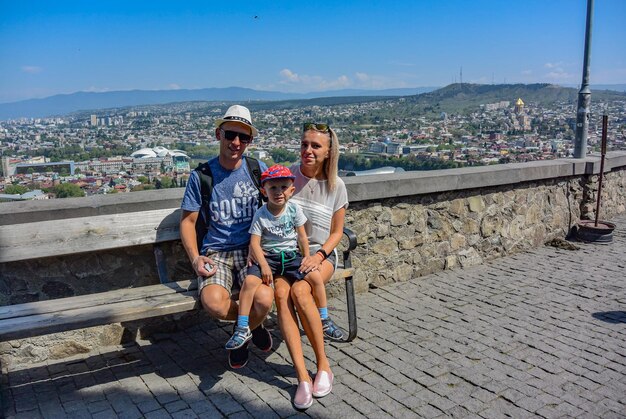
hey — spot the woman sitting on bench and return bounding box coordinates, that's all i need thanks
[274,123,349,409]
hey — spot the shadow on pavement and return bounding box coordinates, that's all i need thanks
[592,311,626,324]
[2,318,303,417]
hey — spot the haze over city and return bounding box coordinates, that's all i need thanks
[1,0,625,104]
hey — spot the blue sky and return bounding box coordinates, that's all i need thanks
[0,0,624,103]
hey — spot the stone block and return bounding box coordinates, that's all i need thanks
[409,207,428,231]
[376,223,390,238]
[0,324,125,368]
[426,210,442,230]
[394,263,414,282]
[468,196,485,212]
[481,217,501,237]
[458,248,483,268]
[391,207,410,226]
[448,198,467,217]
[445,255,457,269]
[372,237,398,255]
[462,218,480,234]
[50,341,90,360]
[450,233,467,251]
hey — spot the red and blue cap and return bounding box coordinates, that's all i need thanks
[261,165,295,185]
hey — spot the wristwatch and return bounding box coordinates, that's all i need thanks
[316,248,328,260]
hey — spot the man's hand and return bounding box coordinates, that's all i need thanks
[193,255,217,277]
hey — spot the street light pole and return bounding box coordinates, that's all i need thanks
[574,0,594,158]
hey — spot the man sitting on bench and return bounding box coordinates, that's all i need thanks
[180,105,272,369]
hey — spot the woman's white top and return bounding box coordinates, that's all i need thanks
[290,164,349,246]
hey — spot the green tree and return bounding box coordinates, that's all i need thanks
[158,177,173,189]
[137,176,150,184]
[54,183,85,198]
[5,184,28,195]
[270,148,298,164]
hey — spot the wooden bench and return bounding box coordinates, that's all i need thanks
[0,207,358,343]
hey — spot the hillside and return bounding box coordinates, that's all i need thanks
[403,83,626,114]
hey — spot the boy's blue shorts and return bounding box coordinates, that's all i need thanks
[247,251,306,282]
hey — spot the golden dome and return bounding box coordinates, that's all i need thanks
[516,98,524,106]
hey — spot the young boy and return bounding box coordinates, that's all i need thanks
[225,164,341,350]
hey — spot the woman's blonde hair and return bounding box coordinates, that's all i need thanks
[324,128,339,191]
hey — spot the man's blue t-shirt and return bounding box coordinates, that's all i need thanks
[181,157,267,253]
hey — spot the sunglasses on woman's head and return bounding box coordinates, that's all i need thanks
[221,129,252,144]
[303,123,330,133]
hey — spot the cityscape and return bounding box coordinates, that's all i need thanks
[1,83,625,201]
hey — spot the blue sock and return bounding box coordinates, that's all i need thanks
[237,315,249,329]
[319,307,328,320]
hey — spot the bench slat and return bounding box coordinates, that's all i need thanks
[0,208,181,263]
[332,267,354,279]
[0,280,194,320]
[0,290,199,341]
[0,269,352,323]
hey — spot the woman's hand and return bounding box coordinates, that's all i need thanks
[299,252,324,274]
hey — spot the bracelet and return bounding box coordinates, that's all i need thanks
[316,249,328,260]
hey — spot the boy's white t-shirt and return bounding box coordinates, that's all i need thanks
[290,164,349,246]
[248,201,307,254]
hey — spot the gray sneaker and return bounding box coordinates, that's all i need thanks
[322,317,345,342]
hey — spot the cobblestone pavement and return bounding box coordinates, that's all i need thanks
[2,215,626,418]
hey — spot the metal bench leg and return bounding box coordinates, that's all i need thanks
[343,274,358,342]
[153,244,170,284]
[342,248,358,342]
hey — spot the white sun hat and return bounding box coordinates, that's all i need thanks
[214,105,258,137]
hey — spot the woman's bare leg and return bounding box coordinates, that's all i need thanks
[291,280,331,373]
[274,277,311,383]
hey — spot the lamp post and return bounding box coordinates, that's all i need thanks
[574,0,594,158]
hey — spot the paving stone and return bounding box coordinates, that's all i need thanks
[413,403,446,418]
[116,406,144,419]
[92,408,119,419]
[164,399,190,413]
[188,400,220,416]
[144,408,172,419]
[137,399,163,414]
[65,409,91,418]
[62,399,88,414]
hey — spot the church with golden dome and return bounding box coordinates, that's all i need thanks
[512,98,531,131]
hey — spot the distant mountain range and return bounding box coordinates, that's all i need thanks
[1,83,624,121]
[0,86,438,120]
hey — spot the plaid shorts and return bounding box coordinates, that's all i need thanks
[197,248,248,296]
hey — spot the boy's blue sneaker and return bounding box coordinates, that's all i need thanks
[322,317,345,342]
[225,325,252,350]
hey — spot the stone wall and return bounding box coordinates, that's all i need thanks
[347,170,626,291]
[2,153,626,365]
